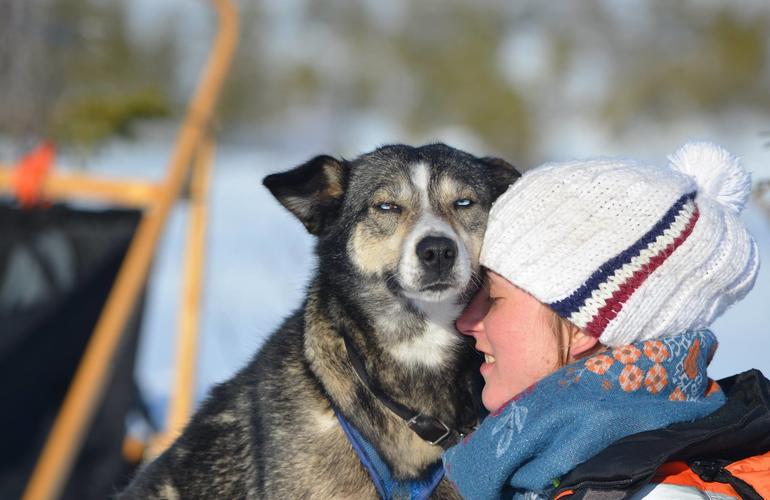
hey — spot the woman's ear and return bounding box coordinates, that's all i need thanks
[569,330,600,359]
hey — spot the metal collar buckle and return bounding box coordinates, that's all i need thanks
[407,414,451,446]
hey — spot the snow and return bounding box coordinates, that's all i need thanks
[53,130,770,426]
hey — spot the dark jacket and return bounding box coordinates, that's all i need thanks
[553,369,770,499]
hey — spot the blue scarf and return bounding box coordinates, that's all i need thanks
[443,329,725,499]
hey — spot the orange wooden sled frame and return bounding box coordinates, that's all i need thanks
[0,1,238,499]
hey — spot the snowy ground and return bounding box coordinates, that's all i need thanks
[56,130,770,427]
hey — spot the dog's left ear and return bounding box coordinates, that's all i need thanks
[480,156,521,200]
[263,155,347,236]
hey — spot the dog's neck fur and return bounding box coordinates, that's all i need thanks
[372,295,464,370]
[302,279,479,478]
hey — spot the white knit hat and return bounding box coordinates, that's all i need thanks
[481,141,760,347]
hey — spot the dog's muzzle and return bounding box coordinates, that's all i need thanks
[416,236,457,287]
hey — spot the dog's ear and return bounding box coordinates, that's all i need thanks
[480,156,521,200]
[263,155,347,236]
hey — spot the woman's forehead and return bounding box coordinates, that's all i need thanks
[485,270,538,300]
[485,270,510,288]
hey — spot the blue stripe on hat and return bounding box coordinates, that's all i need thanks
[549,191,697,318]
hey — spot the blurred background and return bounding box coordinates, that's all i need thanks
[1,0,769,497]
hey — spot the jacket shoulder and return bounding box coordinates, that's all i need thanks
[554,369,770,499]
[646,449,770,499]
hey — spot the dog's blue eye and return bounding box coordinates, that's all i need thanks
[454,198,474,208]
[376,202,400,212]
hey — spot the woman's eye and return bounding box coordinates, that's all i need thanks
[454,198,474,208]
[376,202,400,212]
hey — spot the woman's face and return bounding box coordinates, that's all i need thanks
[456,271,561,413]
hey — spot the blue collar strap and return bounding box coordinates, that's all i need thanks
[334,409,445,500]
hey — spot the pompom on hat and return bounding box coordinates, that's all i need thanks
[481,141,760,347]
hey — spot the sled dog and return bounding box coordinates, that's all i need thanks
[121,143,519,498]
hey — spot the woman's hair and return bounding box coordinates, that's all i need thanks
[544,307,601,367]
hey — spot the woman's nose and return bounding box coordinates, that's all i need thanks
[456,288,488,338]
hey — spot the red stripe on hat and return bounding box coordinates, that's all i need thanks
[585,206,700,338]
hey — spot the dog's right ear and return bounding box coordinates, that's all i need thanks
[480,156,521,200]
[263,155,347,236]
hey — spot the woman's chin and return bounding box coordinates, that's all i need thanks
[481,386,502,413]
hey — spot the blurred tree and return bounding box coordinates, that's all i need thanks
[600,3,770,130]
[391,2,533,159]
[0,0,53,146]
[0,0,176,155]
[218,0,533,160]
[217,3,272,125]
[2,0,769,164]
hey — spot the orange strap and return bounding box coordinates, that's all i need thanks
[14,141,55,208]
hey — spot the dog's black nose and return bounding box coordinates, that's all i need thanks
[416,236,457,274]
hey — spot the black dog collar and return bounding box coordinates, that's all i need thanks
[340,329,470,448]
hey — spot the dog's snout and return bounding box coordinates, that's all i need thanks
[416,236,457,273]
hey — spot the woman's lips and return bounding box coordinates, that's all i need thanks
[480,353,496,376]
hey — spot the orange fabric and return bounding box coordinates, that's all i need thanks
[555,451,770,499]
[653,461,739,496]
[705,379,721,396]
[14,141,55,208]
[725,449,770,497]
[654,450,770,497]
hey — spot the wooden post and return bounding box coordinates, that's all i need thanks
[0,167,159,207]
[20,2,238,499]
[149,135,215,457]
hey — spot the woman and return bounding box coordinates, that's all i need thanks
[443,142,770,499]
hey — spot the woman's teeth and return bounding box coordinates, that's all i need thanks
[484,354,496,364]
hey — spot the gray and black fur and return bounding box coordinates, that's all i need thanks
[120,143,519,499]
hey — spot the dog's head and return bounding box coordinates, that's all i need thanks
[264,143,519,311]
